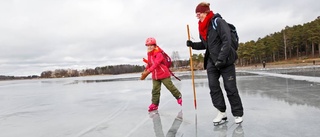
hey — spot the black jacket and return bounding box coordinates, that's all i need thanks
[191,13,237,69]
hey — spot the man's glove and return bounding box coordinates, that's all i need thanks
[140,70,150,80]
[215,60,225,69]
[186,40,193,47]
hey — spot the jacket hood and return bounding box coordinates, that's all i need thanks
[213,13,222,19]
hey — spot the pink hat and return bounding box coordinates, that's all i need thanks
[145,37,157,46]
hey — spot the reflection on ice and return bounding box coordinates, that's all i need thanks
[150,110,183,137]
[213,121,228,137]
[70,77,140,84]
[212,122,244,137]
[232,125,244,137]
[237,72,320,109]
[0,67,320,137]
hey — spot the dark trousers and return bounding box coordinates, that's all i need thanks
[206,60,243,117]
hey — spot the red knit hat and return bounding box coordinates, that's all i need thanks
[195,2,210,13]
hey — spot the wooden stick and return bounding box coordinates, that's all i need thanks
[187,24,197,110]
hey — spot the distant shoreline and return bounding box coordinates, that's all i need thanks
[236,57,320,70]
[1,59,319,81]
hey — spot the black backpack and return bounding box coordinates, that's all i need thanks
[211,17,239,51]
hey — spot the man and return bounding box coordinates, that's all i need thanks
[186,2,244,125]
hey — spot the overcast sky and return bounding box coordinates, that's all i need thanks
[1,0,319,76]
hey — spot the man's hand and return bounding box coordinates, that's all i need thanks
[140,70,150,80]
[215,60,225,69]
[186,40,193,47]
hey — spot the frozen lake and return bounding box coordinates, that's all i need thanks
[0,66,320,137]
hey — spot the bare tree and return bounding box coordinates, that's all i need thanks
[171,51,180,69]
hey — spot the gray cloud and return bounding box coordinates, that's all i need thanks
[0,0,319,76]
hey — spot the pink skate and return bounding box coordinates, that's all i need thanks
[177,98,182,106]
[148,104,158,112]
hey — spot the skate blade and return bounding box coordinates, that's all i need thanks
[148,110,159,118]
[213,119,228,126]
[148,110,158,114]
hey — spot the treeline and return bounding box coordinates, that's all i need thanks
[39,59,203,78]
[237,16,320,66]
[0,59,199,80]
[0,75,39,81]
[40,64,146,78]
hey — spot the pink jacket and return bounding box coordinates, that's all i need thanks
[145,46,171,80]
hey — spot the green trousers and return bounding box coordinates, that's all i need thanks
[151,77,182,105]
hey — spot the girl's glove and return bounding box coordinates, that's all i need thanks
[140,70,150,80]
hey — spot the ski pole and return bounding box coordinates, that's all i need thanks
[187,24,197,110]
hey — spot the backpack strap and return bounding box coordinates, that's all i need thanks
[169,70,181,81]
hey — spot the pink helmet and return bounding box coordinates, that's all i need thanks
[145,37,157,46]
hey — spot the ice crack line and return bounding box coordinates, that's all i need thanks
[124,99,172,137]
[75,101,129,137]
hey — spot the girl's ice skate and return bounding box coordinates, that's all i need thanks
[213,111,227,126]
[148,103,158,112]
[177,98,182,106]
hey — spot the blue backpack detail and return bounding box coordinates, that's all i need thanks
[212,17,239,51]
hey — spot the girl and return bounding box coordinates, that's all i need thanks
[141,37,182,112]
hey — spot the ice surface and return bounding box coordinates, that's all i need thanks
[0,67,320,137]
